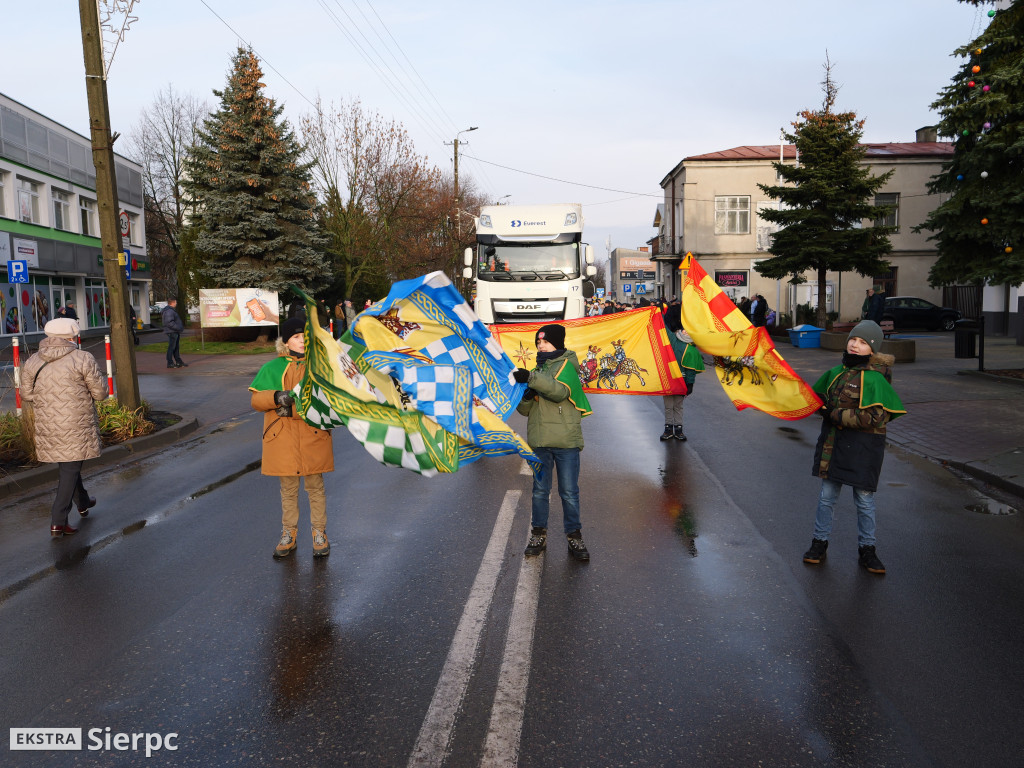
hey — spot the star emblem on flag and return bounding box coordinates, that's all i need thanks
[511,341,534,367]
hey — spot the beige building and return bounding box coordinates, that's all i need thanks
[609,247,656,303]
[658,130,954,325]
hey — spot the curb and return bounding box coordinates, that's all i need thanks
[0,417,200,502]
[946,458,1024,500]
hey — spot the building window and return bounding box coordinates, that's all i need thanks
[52,189,71,231]
[0,171,6,217]
[715,195,750,235]
[127,212,141,245]
[17,177,41,224]
[874,192,899,230]
[80,197,97,236]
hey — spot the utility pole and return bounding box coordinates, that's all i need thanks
[445,126,477,291]
[78,0,140,409]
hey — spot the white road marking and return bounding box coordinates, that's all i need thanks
[480,553,543,767]
[407,489,522,768]
[519,461,532,475]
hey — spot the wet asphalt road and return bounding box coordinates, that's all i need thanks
[2,370,1024,767]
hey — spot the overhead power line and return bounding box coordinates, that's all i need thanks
[459,153,662,198]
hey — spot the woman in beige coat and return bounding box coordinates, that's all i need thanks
[21,318,108,537]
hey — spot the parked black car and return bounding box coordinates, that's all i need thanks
[883,296,961,331]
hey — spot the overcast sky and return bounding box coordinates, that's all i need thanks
[4,0,986,263]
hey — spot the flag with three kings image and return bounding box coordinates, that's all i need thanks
[490,306,689,395]
[680,257,822,420]
[290,273,540,477]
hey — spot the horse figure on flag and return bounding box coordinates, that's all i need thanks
[597,339,648,389]
[714,355,763,387]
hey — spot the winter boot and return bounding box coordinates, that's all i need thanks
[312,528,330,558]
[273,527,298,559]
[524,527,547,556]
[674,425,687,441]
[567,530,590,562]
[660,424,674,441]
[858,545,886,574]
[803,538,828,564]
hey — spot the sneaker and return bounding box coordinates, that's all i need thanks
[659,424,674,441]
[524,527,547,556]
[674,425,687,441]
[312,528,330,558]
[858,545,886,574]
[50,524,78,538]
[78,496,97,517]
[273,527,298,559]
[803,538,828,564]
[566,530,590,562]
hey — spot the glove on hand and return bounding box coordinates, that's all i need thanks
[513,368,531,384]
[522,388,537,401]
[274,391,295,407]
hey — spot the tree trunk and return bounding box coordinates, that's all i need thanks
[816,266,829,328]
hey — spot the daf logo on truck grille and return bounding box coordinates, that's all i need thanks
[516,304,542,310]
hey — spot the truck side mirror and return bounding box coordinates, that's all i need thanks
[463,247,473,267]
[586,265,597,277]
[585,245,594,265]
[462,267,472,279]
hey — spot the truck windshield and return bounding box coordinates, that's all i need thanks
[478,243,580,279]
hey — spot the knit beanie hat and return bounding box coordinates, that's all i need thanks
[44,317,79,339]
[280,316,306,342]
[535,324,566,349]
[848,320,882,352]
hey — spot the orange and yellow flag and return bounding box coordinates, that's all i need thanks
[680,258,822,420]
[490,307,688,395]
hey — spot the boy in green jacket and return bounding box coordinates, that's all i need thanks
[514,324,593,561]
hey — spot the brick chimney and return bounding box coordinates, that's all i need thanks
[916,126,938,143]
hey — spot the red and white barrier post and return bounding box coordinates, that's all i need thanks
[12,337,22,417]
[104,334,115,398]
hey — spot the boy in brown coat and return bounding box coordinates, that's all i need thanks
[249,316,335,558]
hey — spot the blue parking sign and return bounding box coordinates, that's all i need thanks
[7,260,28,283]
[623,284,631,293]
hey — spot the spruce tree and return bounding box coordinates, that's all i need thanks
[184,48,327,294]
[756,65,895,328]
[917,0,1023,287]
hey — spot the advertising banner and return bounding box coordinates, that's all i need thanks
[199,288,280,328]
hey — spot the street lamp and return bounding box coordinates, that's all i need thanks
[497,194,511,204]
[449,126,478,213]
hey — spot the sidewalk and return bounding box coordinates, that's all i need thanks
[2,331,1023,501]
[773,331,1024,499]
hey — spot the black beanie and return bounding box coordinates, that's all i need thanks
[280,316,306,342]
[535,324,566,349]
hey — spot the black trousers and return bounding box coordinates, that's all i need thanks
[51,461,89,527]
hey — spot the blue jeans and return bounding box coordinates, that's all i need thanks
[166,333,182,365]
[813,478,876,547]
[531,447,582,534]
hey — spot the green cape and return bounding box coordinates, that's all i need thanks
[550,358,592,417]
[249,355,293,392]
[813,365,906,418]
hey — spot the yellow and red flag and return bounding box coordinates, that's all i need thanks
[491,307,688,395]
[680,258,822,420]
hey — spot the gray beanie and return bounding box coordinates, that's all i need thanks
[848,320,882,352]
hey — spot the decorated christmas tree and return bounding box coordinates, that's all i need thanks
[185,48,327,293]
[918,0,1023,286]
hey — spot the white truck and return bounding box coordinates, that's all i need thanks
[463,203,596,324]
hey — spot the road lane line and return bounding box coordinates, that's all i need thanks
[480,552,543,767]
[408,489,522,768]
